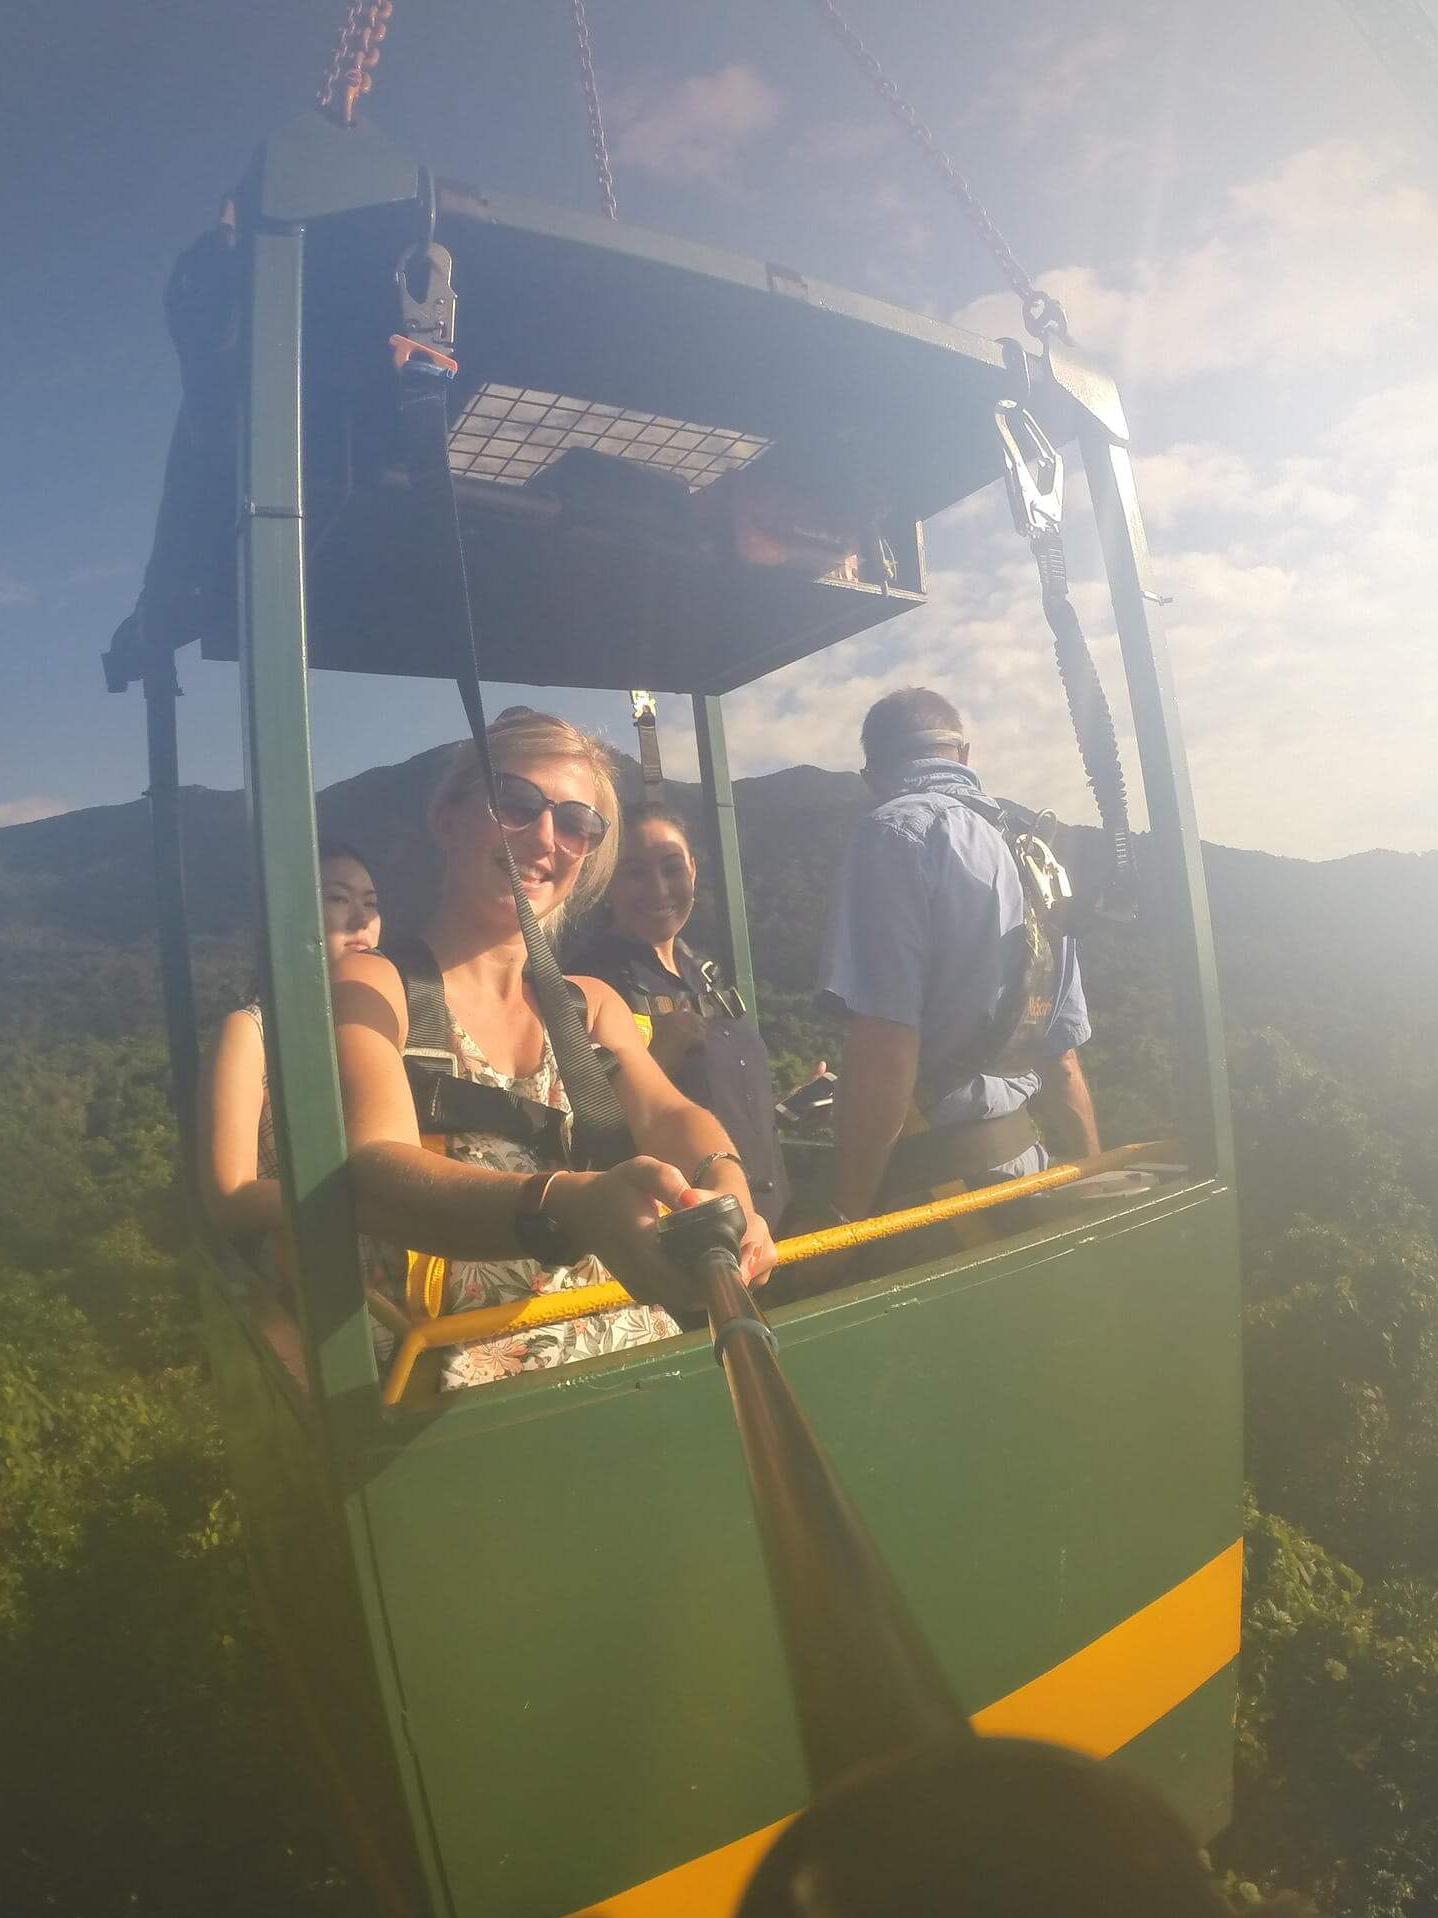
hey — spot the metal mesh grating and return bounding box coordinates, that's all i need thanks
[448,384,772,489]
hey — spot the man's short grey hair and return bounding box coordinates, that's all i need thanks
[860,687,968,769]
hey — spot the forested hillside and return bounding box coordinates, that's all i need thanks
[2,755,1436,1914]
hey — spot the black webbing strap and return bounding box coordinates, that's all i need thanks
[996,401,1136,917]
[397,373,635,1170]
[384,933,573,1158]
[385,934,451,1055]
[633,705,665,792]
[1032,527,1136,909]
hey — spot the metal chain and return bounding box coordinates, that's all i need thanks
[317,0,394,127]
[803,0,1065,336]
[570,0,619,220]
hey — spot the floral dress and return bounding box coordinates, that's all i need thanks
[363,1010,681,1392]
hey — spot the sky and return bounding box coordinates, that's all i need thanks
[3,0,1437,858]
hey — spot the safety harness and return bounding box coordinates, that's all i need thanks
[621,948,747,1028]
[868,761,1077,1197]
[945,793,1071,1083]
[384,935,623,1319]
[387,936,576,1161]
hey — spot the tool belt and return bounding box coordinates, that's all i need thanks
[883,1106,1040,1200]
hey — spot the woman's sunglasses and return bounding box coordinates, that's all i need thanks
[491,772,610,857]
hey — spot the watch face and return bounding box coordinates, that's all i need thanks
[515,1204,572,1270]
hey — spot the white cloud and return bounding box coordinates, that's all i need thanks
[722,492,1142,837]
[717,361,1438,860]
[952,142,1438,386]
[1135,445,1357,533]
[0,796,67,826]
[611,65,782,185]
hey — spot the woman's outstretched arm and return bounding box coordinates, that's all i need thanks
[197,1008,284,1236]
[579,976,776,1284]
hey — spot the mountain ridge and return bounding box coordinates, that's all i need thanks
[2,744,1434,1041]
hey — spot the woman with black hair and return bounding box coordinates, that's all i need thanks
[199,840,381,1237]
[570,801,791,1232]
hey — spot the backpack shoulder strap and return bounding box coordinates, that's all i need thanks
[922,794,1069,1091]
[383,936,453,1062]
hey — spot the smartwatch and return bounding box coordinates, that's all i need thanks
[514,1171,579,1268]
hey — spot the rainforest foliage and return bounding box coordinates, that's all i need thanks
[1,766,1436,1914]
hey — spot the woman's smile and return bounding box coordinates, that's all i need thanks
[608,820,697,948]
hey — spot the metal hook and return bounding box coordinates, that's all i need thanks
[395,240,457,351]
[994,401,1063,543]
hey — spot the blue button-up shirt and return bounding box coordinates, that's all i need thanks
[818,759,1090,1135]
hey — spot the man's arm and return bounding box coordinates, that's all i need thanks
[833,1015,922,1222]
[1031,1047,1100,1162]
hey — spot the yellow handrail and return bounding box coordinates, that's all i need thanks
[379,1141,1177,1406]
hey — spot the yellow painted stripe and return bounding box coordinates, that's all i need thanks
[971,1538,1242,1757]
[572,1816,794,1918]
[571,1540,1242,1916]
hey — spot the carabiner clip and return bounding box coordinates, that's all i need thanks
[995,400,1063,543]
[393,240,457,368]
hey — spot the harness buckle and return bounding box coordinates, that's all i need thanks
[392,241,458,374]
[402,1045,460,1076]
[995,401,1063,543]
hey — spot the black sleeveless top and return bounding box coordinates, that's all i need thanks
[570,929,790,1231]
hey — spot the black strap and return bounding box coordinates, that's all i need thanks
[1032,527,1137,915]
[385,934,451,1055]
[409,1069,569,1155]
[635,707,665,792]
[384,934,572,1160]
[397,372,635,1170]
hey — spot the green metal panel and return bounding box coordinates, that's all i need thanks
[142,654,200,1181]
[236,217,375,1407]
[693,693,758,1012]
[234,181,443,1912]
[252,108,420,226]
[1080,421,1235,1186]
[345,1182,1240,1916]
[1116,1665,1238,1847]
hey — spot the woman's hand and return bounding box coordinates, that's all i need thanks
[730,1191,777,1288]
[548,1159,774,1312]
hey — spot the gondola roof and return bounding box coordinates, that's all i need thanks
[106,115,1075,698]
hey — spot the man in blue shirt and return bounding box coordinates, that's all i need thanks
[818,686,1099,1228]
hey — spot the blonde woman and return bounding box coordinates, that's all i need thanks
[332,710,774,1391]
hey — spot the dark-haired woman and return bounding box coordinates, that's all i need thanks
[199,841,382,1238]
[198,841,382,1382]
[570,802,790,1232]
